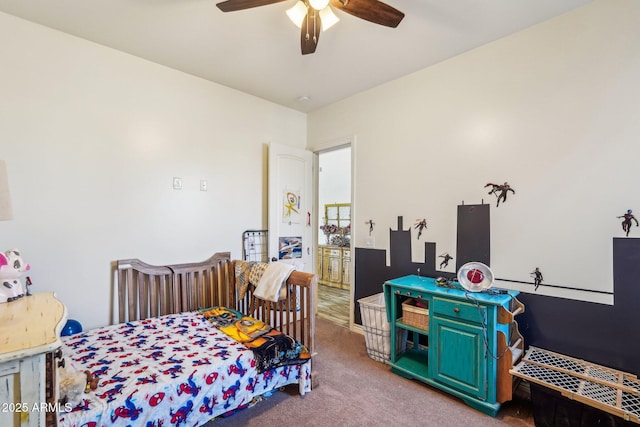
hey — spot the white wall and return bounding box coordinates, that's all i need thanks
[2,0,637,329]
[308,0,640,304]
[0,12,307,329]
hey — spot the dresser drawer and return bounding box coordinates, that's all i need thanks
[432,297,486,324]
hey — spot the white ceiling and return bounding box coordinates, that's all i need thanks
[0,0,593,113]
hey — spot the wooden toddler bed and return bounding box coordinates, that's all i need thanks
[58,252,316,427]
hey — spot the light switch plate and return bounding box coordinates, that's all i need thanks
[173,177,182,190]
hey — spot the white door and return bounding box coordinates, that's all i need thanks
[268,143,314,273]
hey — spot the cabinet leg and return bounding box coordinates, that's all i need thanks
[462,397,501,417]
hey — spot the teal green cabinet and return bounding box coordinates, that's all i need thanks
[384,275,525,417]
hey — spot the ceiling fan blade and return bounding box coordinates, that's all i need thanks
[329,0,404,28]
[216,0,287,12]
[301,9,322,55]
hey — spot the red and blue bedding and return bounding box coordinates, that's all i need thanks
[58,310,311,427]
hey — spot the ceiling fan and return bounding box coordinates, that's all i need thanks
[216,0,405,55]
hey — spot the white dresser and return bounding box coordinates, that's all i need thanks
[0,292,67,427]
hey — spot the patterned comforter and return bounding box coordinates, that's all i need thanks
[58,311,311,427]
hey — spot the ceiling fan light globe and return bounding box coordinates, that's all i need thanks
[286,1,307,28]
[309,0,330,11]
[319,6,339,31]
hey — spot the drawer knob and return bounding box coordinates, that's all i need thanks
[453,308,460,313]
[58,358,66,368]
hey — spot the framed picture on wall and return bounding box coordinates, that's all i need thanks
[279,236,302,259]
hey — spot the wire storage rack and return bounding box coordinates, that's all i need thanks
[242,230,269,262]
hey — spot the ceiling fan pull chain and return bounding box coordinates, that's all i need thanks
[304,2,310,41]
[313,10,318,44]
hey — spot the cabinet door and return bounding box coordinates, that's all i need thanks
[317,248,324,281]
[341,249,350,287]
[321,249,331,283]
[328,252,342,284]
[430,316,487,400]
[0,354,50,427]
[0,360,19,426]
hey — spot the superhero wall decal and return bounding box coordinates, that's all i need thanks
[485,182,515,207]
[414,219,428,239]
[439,253,453,269]
[617,209,638,237]
[365,219,375,235]
[530,267,544,291]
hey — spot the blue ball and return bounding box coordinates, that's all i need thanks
[61,319,83,336]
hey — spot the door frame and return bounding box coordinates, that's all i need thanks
[310,136,356,330]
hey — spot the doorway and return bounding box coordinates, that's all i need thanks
[316,146,351,328]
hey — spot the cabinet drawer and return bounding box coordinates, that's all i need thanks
[432,297,486,324]
[394,289,429,302]
[342,249,351,259]
[0,359,19,376]
[323,248,341,257]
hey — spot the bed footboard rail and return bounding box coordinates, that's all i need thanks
[231,261,317,356]
[116,252,232,323]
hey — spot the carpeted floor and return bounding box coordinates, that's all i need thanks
[205,316,535,426]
